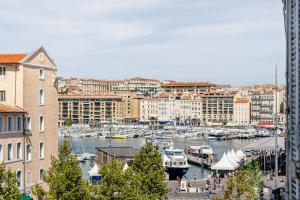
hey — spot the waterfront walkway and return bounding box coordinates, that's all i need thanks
[167,178,225,199]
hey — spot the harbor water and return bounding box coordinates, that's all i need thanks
[59,136,266,180]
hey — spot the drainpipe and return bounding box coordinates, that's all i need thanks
[22,113,28,194]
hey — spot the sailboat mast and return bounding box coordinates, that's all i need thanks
[275,63,278,189]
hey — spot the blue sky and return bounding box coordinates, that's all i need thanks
[0,0,285,86]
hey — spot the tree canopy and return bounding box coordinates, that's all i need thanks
[215,162,263,200]
[33,140,91,200]
[131,141,168,199]
[0,163,21,200]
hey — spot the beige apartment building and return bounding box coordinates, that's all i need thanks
[58,94,125,125]
[0,104,27,191]
[201,92,239,124]
[233,99,251,125]
[161,81,216,93]
[0,47,58,193]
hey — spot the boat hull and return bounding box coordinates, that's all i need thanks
[165,167,190,180]
[111,135,128,139]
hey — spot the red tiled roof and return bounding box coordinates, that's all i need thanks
[0,54,27,64]
[234,99,250,103]
[162,82,215,87]
[0,103,26,113]
[58,93,122,99]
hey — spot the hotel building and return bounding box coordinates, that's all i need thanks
[0,47,58,192]
[58,94,125,125]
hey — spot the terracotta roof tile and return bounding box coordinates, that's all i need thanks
[162,82,216,87]
[234,99,250,103]
[0,54,27,64]
[0,103,26,113]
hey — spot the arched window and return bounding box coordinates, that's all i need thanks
[26,144,32,161]
[16,170,22,188]
[39,142,44,159]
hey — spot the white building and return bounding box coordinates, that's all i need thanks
[139,96,202,123]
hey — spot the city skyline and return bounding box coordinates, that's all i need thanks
[0,0,285,86]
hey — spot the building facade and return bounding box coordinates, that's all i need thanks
[161,81,216,93]
[201,92,238,124]
[284,0,300,198]
[233,99,251,125]
[250,91,274,125]
[0,104,27,191]
[0,47,58,192]
[139,95,202,124]
[58,94,125,124]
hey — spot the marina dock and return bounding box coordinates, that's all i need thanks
[187,154,212,168]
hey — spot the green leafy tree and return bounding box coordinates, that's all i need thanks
[215,162,263,200]
[64,118,72,127]
[41,140,91,200]
[0,163,21,200]
[131,141,168,199]
[95,159,148,200]
[32,184,46,200]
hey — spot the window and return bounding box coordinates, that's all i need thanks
[26,144,32,161]
[39,116,44,132]
[0,67,5,76]
[17,143,22,159]
[39,142,44,159]
[0,115,2,132]
[17,116,22,131]
[7,143,13,161]
[26,117,32,131]
[0,145,2,162]
[16,170,22,188]
[8,116,13,132]
[0,91,5,102]
[39,68,44,80]
[39,169,45,181]
[39,89,44,105]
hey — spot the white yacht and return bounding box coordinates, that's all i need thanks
[162,144,190,180]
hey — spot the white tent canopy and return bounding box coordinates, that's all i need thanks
[211,152,237,171]
[88,164,100,177]
[236,150,246,159]
[230,149,241,162]
[227,151,239,168]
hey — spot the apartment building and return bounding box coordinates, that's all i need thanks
[250,89,285,125]
[161,81,216,93]
[250,91,274,125]
[233,99,251,125]
[112,77,161,95]
[139,95,202,123]
[111,91,144,123]
[0,104,27,191]
[201,92,238,124]
[58,94,125,125]
[0,47,58,192]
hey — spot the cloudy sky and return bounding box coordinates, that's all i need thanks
[0,0,285,86]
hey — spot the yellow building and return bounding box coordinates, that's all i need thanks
[0,47,58,192]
